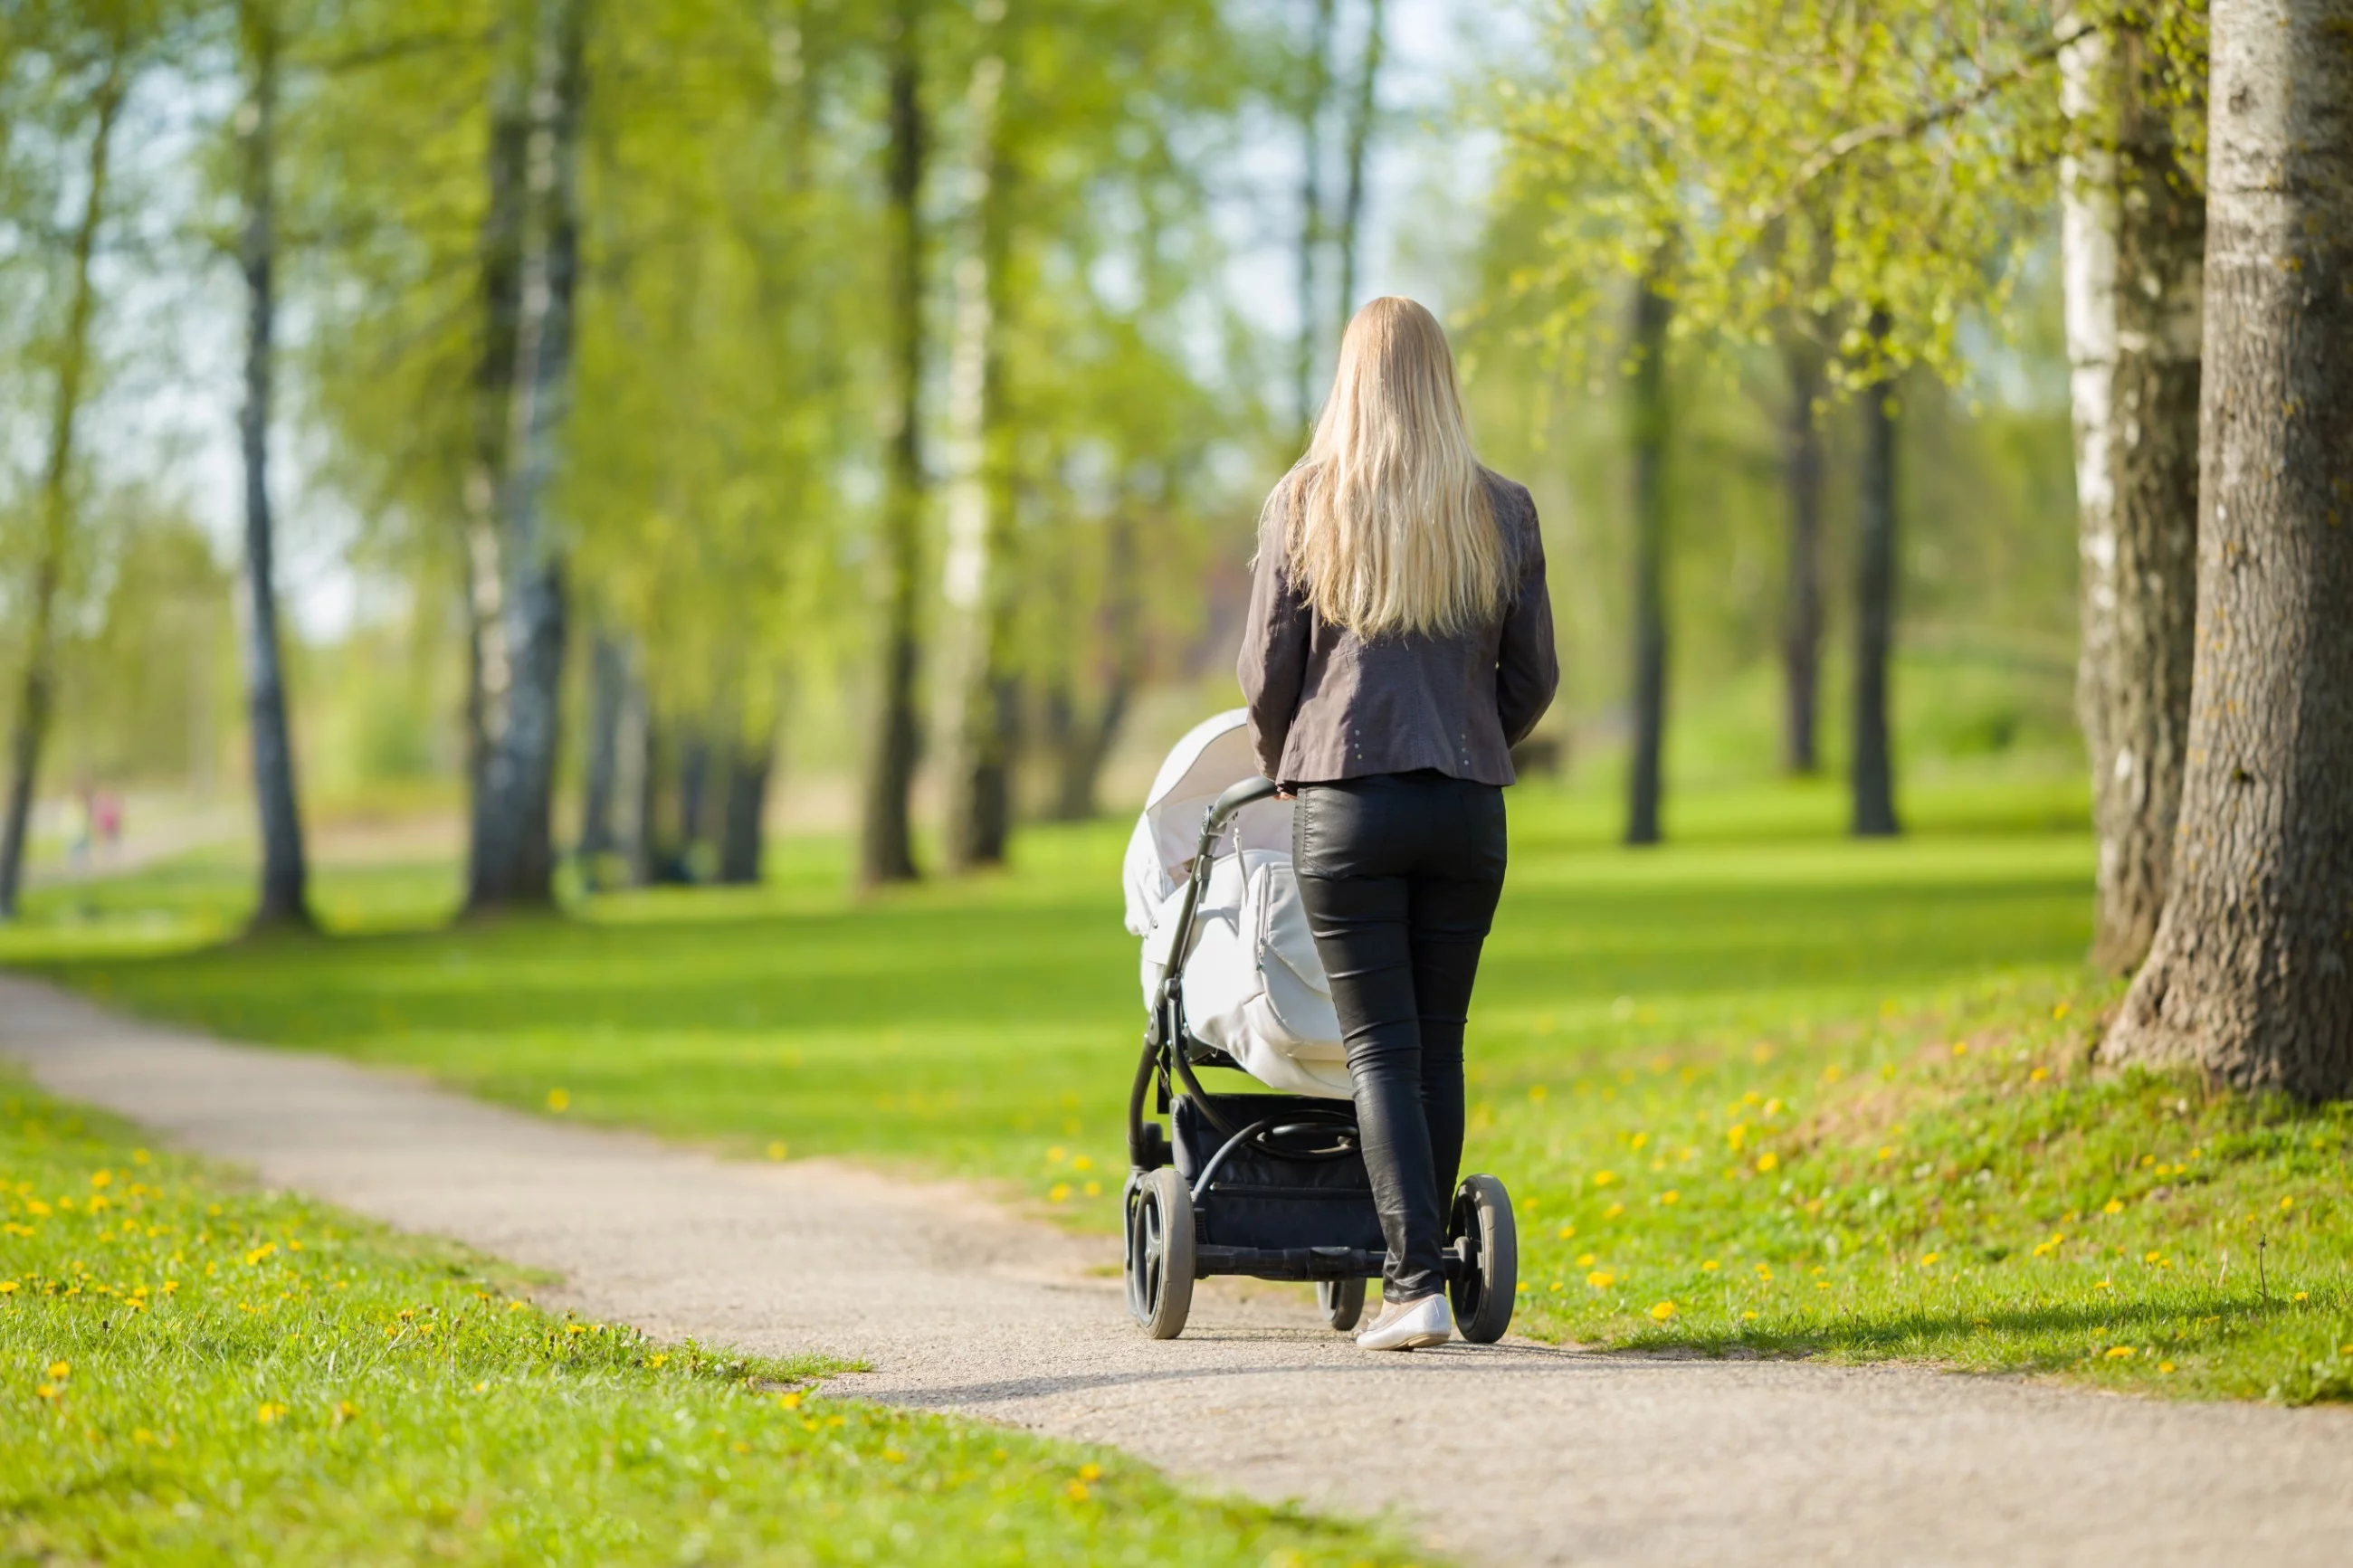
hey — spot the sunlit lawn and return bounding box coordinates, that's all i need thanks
[0,1083,1417,1565]
[7,771,2350,1404]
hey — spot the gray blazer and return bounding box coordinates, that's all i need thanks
[1238,468,1559,787]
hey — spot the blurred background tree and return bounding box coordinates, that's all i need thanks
[0,0,2187,932]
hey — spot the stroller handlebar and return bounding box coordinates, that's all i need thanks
[1197,775,1281,848]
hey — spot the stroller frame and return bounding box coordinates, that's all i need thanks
[1121,775,1519,1341]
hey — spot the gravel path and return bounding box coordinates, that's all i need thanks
[5,974,2348,1566]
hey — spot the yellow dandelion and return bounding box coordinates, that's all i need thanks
[565,1323,587,1335]
[1755,1152,1779,1173]
[1741,1309,1758,1320]
[2101,1199,2124,1215]
[1046,1146,1067,1164]
[1079,1463,1102,1481]
[1648,1300,1677,1322]
[256,1402,289,1424]
[2105,1345,2135,1359]
[2292,1291,2309,1302]
[1603,1202,1625,1219]
[1700,1259,1720,1272]
[1065,1480,1091,1501]
[778,1392,803,1410]
[1591,1170,1616,1187]
[1072,1155,1095,1173]
[0,1282,14,1295]
[46,1361,69,1380]
[2094,1278,2113,1291]
[90,1171,112,1189]
[1586,1269,1616,1289]
[546,1088,570,1113]
[1576,1252,1596,1267]
[2158,1362,2177,1373]
[1048,1183,1072,1203]
[1919,1252,1940,1268]
[646,1354,669,1368]
[1875,1145,1895,1162]
[1082,1181,1101,1197]
[1755,1264,1774,1282]
[2279,1196,2295,1211]
[1659,1191,1679,1205]
[2029,1066,2050,1082]
[1556,1223,1576,1240]
[766,1142,788,1161]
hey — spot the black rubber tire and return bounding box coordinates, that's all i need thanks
[1447,1174,1517,1345]
[1125,1166,1196,1339]
[1317,1276,1367,1332]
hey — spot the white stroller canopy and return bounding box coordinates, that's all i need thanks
[1138,708,1261,881]
[1122,709,1350,1100]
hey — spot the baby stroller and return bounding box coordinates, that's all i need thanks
[1119,710,1518,1341]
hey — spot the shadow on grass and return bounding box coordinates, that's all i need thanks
[1655,1292,2285,1364]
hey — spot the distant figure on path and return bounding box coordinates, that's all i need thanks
[1240,296,1558,1352]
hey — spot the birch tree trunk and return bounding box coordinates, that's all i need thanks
[467,0,585,914]
[235,1,311,931]
[939,41,1014,872]
[1851,311,1901,839]
[1778,330,1825,775]
[462,53,530,905]
[1624,265,1671,847]
[1294,0,1336,435]
[2061,8,2205,973]
[0,46,125,920]
[1333,0,1384,333]
[2101,0,2353,1098]
[858,0,927,889]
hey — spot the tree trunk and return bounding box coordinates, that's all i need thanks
[235,2,311,932]
[717,727,776,887]
[1623,266,1671,847]
[577,629,628,888]
[858,0,926,889]
[2061,8,2205,973]
[1778,329,1825,775]
[2101,0,2353,1098]
[940,36,1014,872]
[467,0,584,915]
[462,48,530,907]
[678,728,710,858]
[0,47,124,921]
[1333,0,1384,335]
[1294,0,1336,435]
[1850,309,1900,839]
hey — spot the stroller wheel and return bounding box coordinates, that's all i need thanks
[1125,1166,1196,1339]
[1447,1174,1518,1345]
[1317,1277,1367,1332]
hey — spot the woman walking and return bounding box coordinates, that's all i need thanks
[1240,296,1557,1351]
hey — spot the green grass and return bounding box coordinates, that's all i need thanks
[0,1079,1419,1565]
[6,771,2349,1405]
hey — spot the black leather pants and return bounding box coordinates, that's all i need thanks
[1293,771,1507,1302]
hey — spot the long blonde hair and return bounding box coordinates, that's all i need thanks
[1265,296,1510,640]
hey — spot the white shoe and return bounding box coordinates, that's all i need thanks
[1355,1292,1453,1351]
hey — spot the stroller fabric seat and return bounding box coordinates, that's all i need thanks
[1123,710,1350,1099]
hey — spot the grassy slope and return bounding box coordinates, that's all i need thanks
[0,1081,1416,1565]
[7,774,2349,1404]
